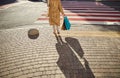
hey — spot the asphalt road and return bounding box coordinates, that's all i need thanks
[0,1,47,29]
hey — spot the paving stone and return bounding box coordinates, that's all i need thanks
[0,23,120,78]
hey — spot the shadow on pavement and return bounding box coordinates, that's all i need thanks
[55,35,95,78]
[0,0,17,6]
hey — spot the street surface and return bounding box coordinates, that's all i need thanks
[0,1,120,78]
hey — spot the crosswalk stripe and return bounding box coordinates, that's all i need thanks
[62,5,116,8]
[36,1,120,25]
[62,5,118,7]
[39,15,120,19]
[60,13,120,17]
[64,10,120,13]
[42,13,120,16]
[34,20,120,25]
[37,18,120,22]
[63,8,115,11]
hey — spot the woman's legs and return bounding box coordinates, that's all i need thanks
[53,26,60,34]
[53,26,56,34]
[56,26,60,34]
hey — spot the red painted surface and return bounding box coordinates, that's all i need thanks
[64,11,120,14]
[38,1,120,24]
[42,13,120,17]
[64,8,114,11]
[37,18,120,22]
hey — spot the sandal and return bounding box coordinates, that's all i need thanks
[53,32,57,35]
[57,31,60,34]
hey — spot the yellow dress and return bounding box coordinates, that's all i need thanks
[48,0,64,26]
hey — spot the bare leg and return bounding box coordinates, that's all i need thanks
[56,26,60,34]
[53,26,56,34]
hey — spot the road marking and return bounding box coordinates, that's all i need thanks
[59,31,120,37]
[37,1,120,25]
[64,10,120,14]
[63,7,115,10]
[37,17,120,21]
[42,13,120,17]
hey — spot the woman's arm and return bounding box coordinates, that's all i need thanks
[58,0,65,16]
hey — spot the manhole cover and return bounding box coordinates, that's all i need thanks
[28,29,39,39]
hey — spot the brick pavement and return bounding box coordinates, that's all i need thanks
[0,24,120,78]
[0,1,120,78]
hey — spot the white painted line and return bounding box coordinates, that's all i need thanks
[67,16,120,19]
[64,13,120,16]
[34,20,120,25]
[64,10,120,12]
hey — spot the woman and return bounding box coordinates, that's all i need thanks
[47,0,65,34]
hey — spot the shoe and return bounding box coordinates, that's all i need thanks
[53,32,57,34]
[57,32,60,34]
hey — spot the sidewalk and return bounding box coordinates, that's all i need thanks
[0,23,120,78]
[0,1,120,78]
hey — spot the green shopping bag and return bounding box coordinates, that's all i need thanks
[64,16,71,30]
[61,16,71,30]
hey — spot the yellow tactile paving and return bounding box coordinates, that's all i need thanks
[60,31,120,37]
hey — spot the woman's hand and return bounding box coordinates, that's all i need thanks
[62,13,65,17]
[63,13,65,16]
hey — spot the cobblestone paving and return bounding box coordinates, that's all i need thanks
[0,24,120,78]
[0,1,120,78]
